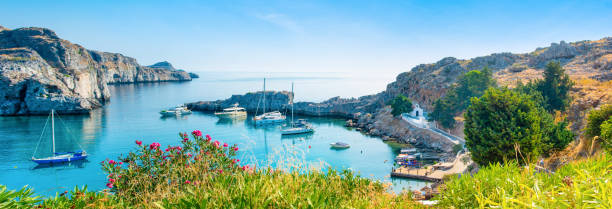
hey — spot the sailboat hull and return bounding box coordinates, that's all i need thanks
[32,153,87,164]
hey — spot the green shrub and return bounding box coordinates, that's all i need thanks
[388,94,413,117]
[585,104,612,138]
[464,88,573,165]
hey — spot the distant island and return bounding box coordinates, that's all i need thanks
[0,26,198,116]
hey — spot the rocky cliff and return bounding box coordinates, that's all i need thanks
[0,26,196,115]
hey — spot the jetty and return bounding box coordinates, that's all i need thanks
[391,151,472,182]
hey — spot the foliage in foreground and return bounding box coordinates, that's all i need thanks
[1,131,423,208]
[464,88,574,165]
[436,153,612,208]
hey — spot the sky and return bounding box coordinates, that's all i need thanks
[1,0,611,76]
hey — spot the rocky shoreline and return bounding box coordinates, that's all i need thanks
[0,26,197,116]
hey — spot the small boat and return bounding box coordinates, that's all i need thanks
[32,110,88,164]
[160,105,192,116]
[330,142,350,149]
[214,103,247,118]
[281,83,314,135]
[253,78,286,125]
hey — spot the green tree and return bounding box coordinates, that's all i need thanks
[388,95,413,117]
[585,105,612,138]
[537,61,574,112]
[464,88,573,165]
[601,117,612,151]
[430,67,497,128]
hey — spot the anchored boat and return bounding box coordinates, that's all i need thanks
[215,103,247,119]
[330,142,350,149]
[31,110,88,164]
[281,83,314,135]
[160,104,192,116]
[253,78,286,125]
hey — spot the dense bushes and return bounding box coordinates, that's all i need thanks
[436,153,612,208]
[464,88,573,165]
[430,67,497,128]
[388,94,413,117]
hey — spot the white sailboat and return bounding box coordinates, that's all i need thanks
[253,78,286,125]
[281,82,314,135]
[31,110,88,164]
[160,104,192,116]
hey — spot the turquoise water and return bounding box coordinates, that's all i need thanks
[0,71,428,196]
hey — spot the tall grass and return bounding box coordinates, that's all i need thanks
[436,154,612,208]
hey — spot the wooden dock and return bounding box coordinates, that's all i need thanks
[391,152,472,182]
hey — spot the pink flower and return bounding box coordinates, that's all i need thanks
[213,141,220,148]
[218,169,223,174]
[236,159,240,162]
[187,153,192,157]
[223,143,228,147]
[192,130,202,137]
[106,182,113,188]
[205,135,212,141]
[308,145,311,149]
[185,180,191,184]
[108,178,116,183]
[183,137,189,142]
[119,162,123,165]
[233,147,239,151]
[149,142,161,150]
[135,140,142,146]
[108,160,116,165]
[176,146,182,151]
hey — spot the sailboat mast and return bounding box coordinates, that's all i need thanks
[263,78,266,113]
[291,82,294,127]
[51,109,55,156]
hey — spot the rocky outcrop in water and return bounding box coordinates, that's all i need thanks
[186,91,383,118]
[0,26,197,115]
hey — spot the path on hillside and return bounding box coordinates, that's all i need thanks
[401,112,465,145]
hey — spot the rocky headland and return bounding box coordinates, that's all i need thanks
[0,26,197,115]
[187,37,612,155]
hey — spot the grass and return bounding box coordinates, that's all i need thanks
[435,153,612,208]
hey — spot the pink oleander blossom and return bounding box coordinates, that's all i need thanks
[183,137,189,142]
[205,134,212,141]
[233,147,239,151]
[192,130,202,137]
[108,160,117,165]
[223,143,228,147]
[135,140,142,146]
[149,142,161,150]
[106,182,113,188]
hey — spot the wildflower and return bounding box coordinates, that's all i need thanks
[236,159,240,162]
[135,140,142,146]
[223,143,228,147]
[176,146,182,151]
[165,148,170,152]
[108,178,116,183]
[185,180,191,184]
[119,162,123,165]
[192,130,202,137]
[233,147,239,151]
[214,141,220,148]
[187,153,192,157]
[106,182,113,188]
[206,134,212,141]
[183,137,189,142]
[308,145,311,149]
[108,160,117,165]
[218,169,223,174]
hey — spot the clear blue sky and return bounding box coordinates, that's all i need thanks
[1,0,611,75]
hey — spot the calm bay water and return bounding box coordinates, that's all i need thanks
[0,71,428,196]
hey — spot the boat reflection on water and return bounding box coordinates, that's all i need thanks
[216,116,247,126]
[159,114,190,120]
[32,159,89,170]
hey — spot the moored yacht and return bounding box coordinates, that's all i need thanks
[215,103,247,118]
[160,104,192,116]
[253,78,286,125]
